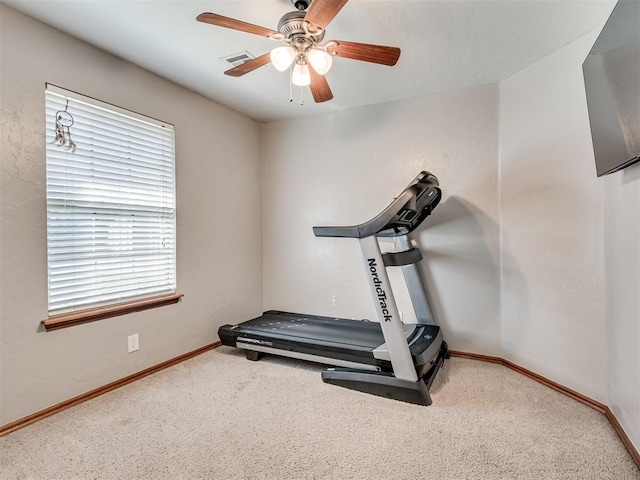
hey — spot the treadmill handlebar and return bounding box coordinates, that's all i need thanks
[313,171,440,239]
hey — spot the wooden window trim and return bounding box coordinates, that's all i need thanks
[42,294,184,332]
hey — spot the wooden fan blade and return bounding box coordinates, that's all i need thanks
[196,12,279,38]
[309,66,334,103]
[224,53,271,77]
[327,41,401,66]
[304,0,348,31]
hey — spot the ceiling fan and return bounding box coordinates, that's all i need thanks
[196,0,401,103]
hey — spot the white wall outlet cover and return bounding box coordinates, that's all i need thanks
[127,334,139,353]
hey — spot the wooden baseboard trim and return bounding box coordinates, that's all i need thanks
[0,341,221,437]
[449,350,639,469]
[605,407,640,469]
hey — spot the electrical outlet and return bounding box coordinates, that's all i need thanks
[127,334,139,353]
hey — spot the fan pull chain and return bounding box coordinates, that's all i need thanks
[299,85,304,106]
[289,65,293,103]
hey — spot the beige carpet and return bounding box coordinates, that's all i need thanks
[1,348,638,479]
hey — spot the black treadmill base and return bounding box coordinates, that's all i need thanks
[322,368,433,405]
[321,341,448,406]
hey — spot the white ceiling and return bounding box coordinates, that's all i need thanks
[3,0,614,123]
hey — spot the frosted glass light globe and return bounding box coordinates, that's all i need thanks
[307,48,333,75]
[292,63,311,86]
[270,46,296,72]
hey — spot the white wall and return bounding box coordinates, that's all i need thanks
[603,166,640,452]
[499,31,608,403]
[0,6,263,425]
[500,22,640,452]
[261,84,501,355]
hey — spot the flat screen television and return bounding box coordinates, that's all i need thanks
[582,0,640,176]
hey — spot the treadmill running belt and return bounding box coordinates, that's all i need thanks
[234,311,386,351]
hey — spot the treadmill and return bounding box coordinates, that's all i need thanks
[218,171,448,405]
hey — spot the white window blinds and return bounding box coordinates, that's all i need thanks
[45,85,176,315]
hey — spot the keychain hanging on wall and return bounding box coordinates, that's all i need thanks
[52,100,77,153]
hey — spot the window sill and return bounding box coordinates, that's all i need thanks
[42,294,184,332]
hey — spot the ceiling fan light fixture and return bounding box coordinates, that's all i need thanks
[270,46,296,72]
[306,48,333,75]
[292,63,311,86]
[196,1,401,104]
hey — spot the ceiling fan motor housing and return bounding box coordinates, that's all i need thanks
[278,10,325,44]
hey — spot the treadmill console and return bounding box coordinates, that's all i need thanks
[377,172,441,237]
[313,171,441,238]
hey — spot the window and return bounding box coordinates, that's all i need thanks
[44,85,177,327]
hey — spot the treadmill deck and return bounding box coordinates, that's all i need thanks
[218,310,442,369]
